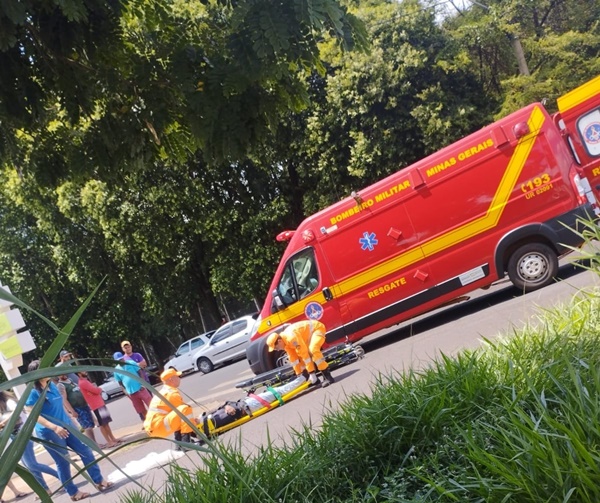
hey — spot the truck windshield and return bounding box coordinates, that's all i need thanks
[275,248,319,306]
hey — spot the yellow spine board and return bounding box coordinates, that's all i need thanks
[201,381,311,436]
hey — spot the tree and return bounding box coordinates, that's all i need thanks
[441,0,600,112]
[0,0,367,358]
[0,0,367,168]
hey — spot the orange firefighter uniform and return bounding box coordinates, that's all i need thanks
[143,371,194,438]
[267,320,329,375]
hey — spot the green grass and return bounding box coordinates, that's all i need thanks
[125,287,600,503]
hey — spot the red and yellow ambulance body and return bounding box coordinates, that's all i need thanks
[247,75,600,375]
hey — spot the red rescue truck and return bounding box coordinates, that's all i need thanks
[246,74,600,375]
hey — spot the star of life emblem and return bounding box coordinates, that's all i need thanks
[359,232,378,251]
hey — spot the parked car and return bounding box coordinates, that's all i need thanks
[163,331,214,374]
[164,316,256,374]
[99,376,124,401]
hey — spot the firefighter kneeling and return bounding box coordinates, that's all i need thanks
[266,320,336,387]
[143,368,194,449]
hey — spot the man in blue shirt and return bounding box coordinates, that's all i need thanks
[25,360,113,500]
[113,352,152,421]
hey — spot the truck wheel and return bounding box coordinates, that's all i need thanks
[507,243,558,292]
[245,337,278,375]
[276,353,290,367]
[197,357,214,374]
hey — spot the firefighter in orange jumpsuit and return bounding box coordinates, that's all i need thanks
[143,368,194,449]
[266,320,336,387]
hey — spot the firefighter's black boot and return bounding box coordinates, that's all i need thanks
[174,431,184,451]
[181,433,192,445]
[321,369,335,387]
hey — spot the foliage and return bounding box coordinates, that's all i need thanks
[0,0,367,166]
[0,0,367,358]
[441,0,600,113]
[256,0,497,218]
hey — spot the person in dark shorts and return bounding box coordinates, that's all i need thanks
[57,374,101,447]
[77,371,121,448]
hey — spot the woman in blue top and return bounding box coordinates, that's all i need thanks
[25,360,113,501]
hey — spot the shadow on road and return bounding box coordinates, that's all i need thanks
[361,260,593,355]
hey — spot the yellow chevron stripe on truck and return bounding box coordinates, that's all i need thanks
[557,75,600,113]
[337,106,545,295]
[420,106,545,257]
[259,106,545,333]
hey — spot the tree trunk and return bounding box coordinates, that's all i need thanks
[509,34,530,76]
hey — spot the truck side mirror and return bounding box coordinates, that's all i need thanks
[271,289,285,313]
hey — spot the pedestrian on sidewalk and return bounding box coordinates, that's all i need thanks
[55,350,80,383]
[113,352,152,422]
[0,390,59,496]
[57,374,101,447]
[0,478,28,501]
[77,371,121,448]
[25,360,114,501]
[120,341,150,383]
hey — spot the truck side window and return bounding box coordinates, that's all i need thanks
[577,108,600,157]
[275,248,319,307]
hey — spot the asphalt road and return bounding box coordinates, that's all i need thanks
[9,259,600,503]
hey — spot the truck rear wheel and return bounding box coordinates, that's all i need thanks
[245,337,278,375]
[507,243,558,292]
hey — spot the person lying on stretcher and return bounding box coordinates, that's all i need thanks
[198,374,309,437]
[146,371,310,447]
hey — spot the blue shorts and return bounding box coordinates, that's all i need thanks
[74,406,95,430]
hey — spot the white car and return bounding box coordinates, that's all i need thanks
[99,376,124,401]
[165,315,256,374]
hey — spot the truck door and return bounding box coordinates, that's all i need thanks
[269,246,347,344]
[317,199,432,340]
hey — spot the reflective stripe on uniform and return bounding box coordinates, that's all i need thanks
[303,357,312,365]
[313,357,326,366]
[149,407,167,415]
[290,359,300,366]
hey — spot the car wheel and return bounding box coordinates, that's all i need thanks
[101,391,109,401]
[197,357,214,374]
[507,243,558,292]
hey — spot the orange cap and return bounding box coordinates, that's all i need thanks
[160,368,182,381]
[267,332,280,352]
